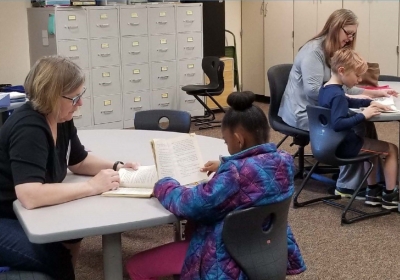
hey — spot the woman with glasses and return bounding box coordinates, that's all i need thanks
[0,55,138,279]
[278,9,396,199]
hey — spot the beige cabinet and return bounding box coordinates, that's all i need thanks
[294,0,343,55]
[241,1,293,96]
[343,0,399,76]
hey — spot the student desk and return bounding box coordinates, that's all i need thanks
[13,129,228,280]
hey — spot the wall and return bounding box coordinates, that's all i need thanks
[0,0,31,85]
[0,0,242,87]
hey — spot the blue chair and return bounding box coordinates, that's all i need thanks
[134,109,191,133]
[0,270,54,280]
[293,105,391,224]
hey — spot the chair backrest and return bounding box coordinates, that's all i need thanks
[266,64,293,128]
[203,56,221,88]
[134,110,191,133]
[378,75,400,82]
[207,60,225,95]
[306,105,348,166]
[222,196,292,280]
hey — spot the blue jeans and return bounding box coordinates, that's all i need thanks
[0,218,75,280]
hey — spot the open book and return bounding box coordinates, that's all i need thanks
[102,133,208,198]
[373,96,400,113]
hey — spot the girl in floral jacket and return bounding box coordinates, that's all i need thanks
[126,91,306,279]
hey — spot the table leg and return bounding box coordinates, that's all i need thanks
[102,233,123,280]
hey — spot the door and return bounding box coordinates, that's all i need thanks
[294,0,317,56]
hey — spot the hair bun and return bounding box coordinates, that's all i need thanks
[227,91,256,111]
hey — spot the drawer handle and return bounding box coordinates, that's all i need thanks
[96,23,110,28]
[101,110,114,114]
[73,114,83,119]
[128,22,140,26]
[129,78,142,83]
[128,51,141,55]
[131,106,143,111]
[99,82,112,86]
[159,102,170,107]
[183,20,194,23]
[185,99,195,103]
[184,46,195,50]
[156,21,168,25]
[98,53,111,57]
[157,48,168,52]
[158,75,169,80]
[185,73,195,77]
[65,25,79,29]
[68,55,80,60]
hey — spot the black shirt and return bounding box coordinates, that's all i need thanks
[0,102,88,219]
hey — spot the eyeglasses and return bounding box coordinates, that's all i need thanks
[62,87,86,106]
[341,27,356,38]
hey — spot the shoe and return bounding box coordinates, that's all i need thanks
[365,185,383,206]
[335,187,366,200]
[382,188,399,210]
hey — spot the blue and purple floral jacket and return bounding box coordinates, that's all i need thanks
[154,143,306,279]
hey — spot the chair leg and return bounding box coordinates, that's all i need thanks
[293,161,342,207]
[276,135,289,148]
[190,94,224,130]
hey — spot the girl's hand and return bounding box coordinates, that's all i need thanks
[88,169,120,194]
[200,160,220,176]
[378,89,398,97]
[346,94,372,100]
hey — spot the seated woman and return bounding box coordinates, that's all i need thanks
[125,91,306,280]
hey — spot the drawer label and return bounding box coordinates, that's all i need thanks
[186,10,193,15]
[134,96,141,102]
[160,39,167,44]
[70,45,78,51]
[101,43,109,49]
[187,64,194,69]
[132,41,139,46]
[100,14,108,19]
[161,93,168,98]
[131,12,138,18]
[161,66,168,72]
[68,15,76,21]
[159,12,166,17]
[102,72,110,77]
[187,37,193,42]
[104,100,111,106]
[133,69,140,74]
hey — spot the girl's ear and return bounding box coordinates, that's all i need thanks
[233,132,245,150]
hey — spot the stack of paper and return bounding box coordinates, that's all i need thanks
[373,96,400,113]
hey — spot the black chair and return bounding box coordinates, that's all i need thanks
[182,56,226,130]
[222,196,291,280]
[134,109,191,133]
[0,270,54,280]
[293,105,391,224]
[378,75,400,82]
[267,64,310,178]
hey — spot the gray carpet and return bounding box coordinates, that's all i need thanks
[75,101,400,280]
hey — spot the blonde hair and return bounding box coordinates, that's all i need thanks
[330,48,368,75]
[24,55,85,115]
[307,9,358,66]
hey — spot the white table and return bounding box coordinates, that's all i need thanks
[13,129,229,280]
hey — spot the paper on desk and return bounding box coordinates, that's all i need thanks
[373,96,400,112]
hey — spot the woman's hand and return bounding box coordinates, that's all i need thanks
[118,162,140,171]
[87,169,120,194]
[200,160,220,176]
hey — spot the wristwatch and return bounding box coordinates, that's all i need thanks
[113,161,124,171]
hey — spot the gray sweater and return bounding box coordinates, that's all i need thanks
[278,37,363,131]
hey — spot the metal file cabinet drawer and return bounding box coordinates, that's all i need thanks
[178,87,203,114]
[151,61,176,90]
[122,63,150,92]
[91,66,121,96]
[82,69,91,98]
[150,34,176,62]
[151,88,176,110]
[121,36,149,64]
[123,91,150,120]
[176,5,202,33]
[120,6,148,36]
[56,9,88,39]
[90,37,120,67]
[177,32,202,60]
[57,39,89,69]
[178,58,203,85]
[88,8,119,38]
[93,94,122,125]
[148,6,175,35]
[73,96,92,128]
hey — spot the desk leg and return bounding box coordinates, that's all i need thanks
[102,233,123,280]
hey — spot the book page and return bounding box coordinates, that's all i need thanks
[102,187,153,198]
[152,134,208,186]
[119,166,158,188]
[373,96,400,112]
